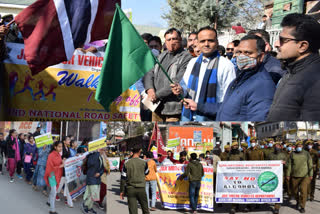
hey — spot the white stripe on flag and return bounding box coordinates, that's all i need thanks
[85,0,99,44]
[53,0,75,60]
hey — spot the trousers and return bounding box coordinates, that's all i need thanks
[127,187,150,214]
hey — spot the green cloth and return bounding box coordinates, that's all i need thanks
[95,4,156,111]
[181,160,204,182]
[286,150,313,177]
[83,185,101,209]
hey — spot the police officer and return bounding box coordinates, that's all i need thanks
[286,141,313,213]
[284,143,293,198]
[263,138,274,160]
[220,145,230,161]
[268,142,287,214]
[240,142,248,156]
[246,140,264,160]
[120,146,150,214]
[306,140,319,201]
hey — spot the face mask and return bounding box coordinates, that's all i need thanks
[296,147,302,152]
[237,55,258,71]
[308,145,313,150]
[251,143,256,148]
[151,49,160,57]
[226,52,233,60]
[287,147,292,152]
[269,143,273,148]
[274,147,280,153]
[239,147,243,152]
[260,145,264,149]
[283,144,287,148]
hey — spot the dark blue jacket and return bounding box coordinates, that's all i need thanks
[86,152,104,185]
[263,53,286,85]
[216,66,276,121]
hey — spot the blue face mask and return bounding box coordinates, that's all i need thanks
[296,147,302,152]
[287,147,292,152]
[283,144,287,148]
[239,147,243,152]
[260,145,264,149]
[269,143,273,147]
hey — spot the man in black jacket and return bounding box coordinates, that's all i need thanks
[267,13,320,121]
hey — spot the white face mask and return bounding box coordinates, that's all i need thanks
[251,143,256,148]
[151,49,160,57]
[308,145,313,150]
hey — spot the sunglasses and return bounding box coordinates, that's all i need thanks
[279,36,300,46]
[226,48,234,51]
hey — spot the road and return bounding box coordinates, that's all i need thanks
[1,171,320,214]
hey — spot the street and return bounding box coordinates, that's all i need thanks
[0,171,320,214]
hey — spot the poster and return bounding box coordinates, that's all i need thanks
[88,137,107,152]
[167,138,180,148]
[108,157,120,170]
[34,133,54,148]
[12,121,39,134]
[156,165,214,212]
[65,153,88,199]
[215,161,283,204]
[4,42,141,121]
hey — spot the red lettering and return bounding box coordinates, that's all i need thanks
[98,57,103,67]
[78,55,85,65]
[84,112,90,119]
[84,56,90,66]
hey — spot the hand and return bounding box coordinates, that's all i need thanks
[147,89,157,102]
[170,83,183,95]
[95,173,100,178]
[43,145,47,150]
[286,176,290,181]
[281,161,286,165]
[310,176,313,180]
[183,98,197,111]
[0,25,9,37]
[120,192,125,200]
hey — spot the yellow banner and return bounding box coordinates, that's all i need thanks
[4,43,141,121]
[88,137,107,152]
[156,165,214,212]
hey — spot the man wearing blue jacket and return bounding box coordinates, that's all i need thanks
[216,35,276,121]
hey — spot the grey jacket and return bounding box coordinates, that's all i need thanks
[143,49,192,115]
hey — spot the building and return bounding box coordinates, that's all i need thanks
[0,0,35,17]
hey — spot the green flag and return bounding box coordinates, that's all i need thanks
[95,4,156,111]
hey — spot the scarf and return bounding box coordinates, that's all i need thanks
[12,136,21,162]
[182,52,220,120]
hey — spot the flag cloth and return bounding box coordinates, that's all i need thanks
[95,4,157,111]
[148,122,167,156]
[14,0,120,75]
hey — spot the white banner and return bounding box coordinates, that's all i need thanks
[65,152,88,183]
[216,161,283,204]
[108,157,120,170]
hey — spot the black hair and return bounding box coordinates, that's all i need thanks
[167,150,172,153]
[62,136,70,142]
[199,153,205,159]
[148,36,162,46]
[281,13,320,53]
[81,138,89,146]
[188,31,197,38]
[18,133,23,138]
[67,135,73,139]
[9,129,16,137]
[70,140,75,148]
[141,33,153,41]
[28,135,34,141]
[180,151,187,157]
[248,29,270,44]
[232,40,240,47]
[50,141,63,153]
[164,28,181,38]
[237,23,241,26]
[132,145,141,154]
[197,26,217,38]
[190,153,197,160]
[263,15,267,18]
[240,35,266,53]
[146,151,154,159]
[217,45,226,56]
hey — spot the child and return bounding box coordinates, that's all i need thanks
[24,135,37,184]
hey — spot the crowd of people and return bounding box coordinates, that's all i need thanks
[218,137,320,214]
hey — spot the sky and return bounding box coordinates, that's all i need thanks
[122,0,169,27]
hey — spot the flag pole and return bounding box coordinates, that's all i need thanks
[147,122,156,151]
[6,20,15,27]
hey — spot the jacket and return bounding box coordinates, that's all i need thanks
[24,143,37,162]
[86,152,104,185]
[6,136,17,159]
[216,66,275,121]
[181,160,204,182]
[37,145,51,166]
[267,53,320,121]
[145,159,157,181]
[263,53,286,85]
[0,140,6,156]
[44,151,63,187]
[286,150,313,178]
[246,148,264,160]
[143,49,192,115]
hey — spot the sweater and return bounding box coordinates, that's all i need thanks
[44,151,63,187]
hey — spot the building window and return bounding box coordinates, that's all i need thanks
[269,126,271,131]
[276,124,279,129]
[273,125,276,130]
[262,127,264,133]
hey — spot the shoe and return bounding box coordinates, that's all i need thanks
[0,171,3,175]
[150,207,156,211]
[89,209,97,214]
[274,209,279,214]
[10,178,14,183]
[243,207,250,213]
[310,198,314,202]
[49,212,58,214]
[300,208,305,213]
[230,208,236,214]
[55,195,60,201]
[17,174,23,179]
[46,202,50,207]
[65,200,73,208]
[82,203,89,214]
[42,190,48,197]
[97,203,104,210]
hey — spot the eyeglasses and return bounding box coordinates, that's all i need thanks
[226,48,234,51]
[279,36,300,46]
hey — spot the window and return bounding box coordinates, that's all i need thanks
[269,126,271,131]
[262,127,264,133]
[276,124,279,129]
[273,125,276,130]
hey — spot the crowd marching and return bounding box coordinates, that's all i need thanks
[0,129,215,214]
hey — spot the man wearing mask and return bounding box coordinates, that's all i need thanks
[286,141,313,213]
[215,35,276,121]
[246,139,264,161]
[306,141,319,202]
[143,28,192,122]
[267,13,320,121]
[225,42,235,60]
[268,142,287,214]
[220,145,230,161]
[171,26,236,121]
[240,142,248,156]
[285,143,293,198]
[263,138,274,160]
[248,29,286,85]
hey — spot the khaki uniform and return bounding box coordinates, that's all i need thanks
[246,148,264,160]
[307,149,320,200]
[286,150,313,209]
[263,147,273,160]
[284,151,293,197]
[220,152,229,161]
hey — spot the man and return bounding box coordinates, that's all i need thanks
[180,153,204,214]
[267,13,320,121]
[171,26,236,121]
[232,23,246,35]
[141,33,153,45]
[33,127,41,137]
[170,151,189,164]
[286,141,313,213]
[0,133,5,174]
[268,142,287,214]
[216,35,276,121]
[246,139,264,161]
[240,142,248,155]
[120,146,150,214]
[285,143,293,198]
[225,42,235,60]
[220,145,230,161]
[263,138,274,160]
[257,15,268,30]
[187,32,197,56]
[306,141,319,202]
[213,142,222,156]
[148,36,162,53]
[143,28,192,122]
[248,29,286,84]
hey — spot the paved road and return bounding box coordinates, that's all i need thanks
[1,171,320,214]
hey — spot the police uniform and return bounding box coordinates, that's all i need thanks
[306,141,320,201]
[220,145,230,161]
